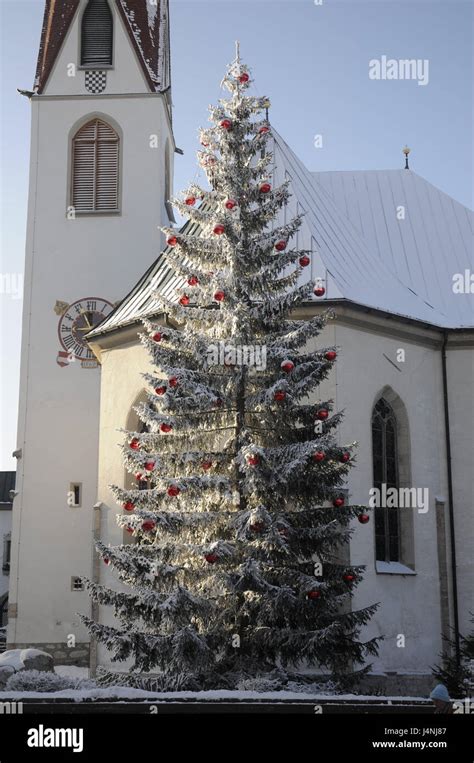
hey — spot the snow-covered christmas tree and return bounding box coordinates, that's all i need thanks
[82,48,379,691]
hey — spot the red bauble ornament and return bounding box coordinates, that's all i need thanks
[160,423,172,433]
[250,521,264,533]
[316,409,329,420]
[281,359,294,373]
[187,275,199,286]
[307,590,321,600]
[104,558,110,565]
[259,126,270,134]
[130,438,140,450]
[167,485,180,497]
[259,182,271,194]
[314,286,326,297]
[144,460,155,471]
[135,472,143,481]
[274,240,287,252]
[214,290,225,302]
[168,376,179,388]
[312,451,325,462]
[340,452,351,463]
[123,501,135,512]
[238,72,250,83]
[141,520,156,532]
[201,461,213,471]
[225,199,237,210]
[220,119,232,130]
[358,513,370,524]
[185,196,196,206]
[325,351,337,361]
[343,574,355,583]
[152,332,163,343]
[247,454,260,466]
[155,385,166,395]
[299,255,310,267]
[213,224,225,235]
[167,236,178,247]
[125,526,134,535]
[204,553,218,564]
[179,295,190,306]
[274,390,286,402]
[333,497,345,508]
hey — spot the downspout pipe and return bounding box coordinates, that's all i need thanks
[441,331,461,665]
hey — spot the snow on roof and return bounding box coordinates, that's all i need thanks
[34,0,170,94]
[89,130,473,339]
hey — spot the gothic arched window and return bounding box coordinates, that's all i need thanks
[71,118,119,212]
[372,397,400,562]
[81,0,113,67]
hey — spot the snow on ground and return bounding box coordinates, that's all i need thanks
[0,686,429,702]
[0,649,50,671]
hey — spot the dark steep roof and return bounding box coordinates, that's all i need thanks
[34,0,170,94]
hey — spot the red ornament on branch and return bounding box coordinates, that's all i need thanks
[358,513,370,524]
[247,454,260,466]
[129,438,140,450]
[155,385,166,396]
[167,236,178,247]
[259,126,270,135]
[325,351,337,361]
[225,199,237,210]
[220,119,232,130]
[307,590,321,600]
[299,255,310,267]
[316,409,329,420]
[104,558,110,565]
[238,72,250,83]
[314,285,326,297]
[160,423,172,433]
[144,460,155,471]
[142,520,156,532]
[312,451,325,462]
[281,359,294,373]
[343,574,355,583]
[333,497,345,508]
[204,553,218,564]
[135,473,143,481]
[340,452,351,463]
[152,332,163,343]
[274,390,286,402]
[167,485,180,497]
[250,521,265,533]
[179,295,190,306]
[201,461,213,471]
[125,526,134,535]
[123,501,135,512]
[168,376,179,388]
[185,196,196,206]
[259,182,271,194]
[214,290,225,302]
[274,240,287,252]
[187,275,199,286]
[213,224,225,235]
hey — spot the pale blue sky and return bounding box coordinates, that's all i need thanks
[0,0,472,468]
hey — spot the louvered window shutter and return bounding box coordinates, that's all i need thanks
[81,0,113,67]
[72,119,119,212]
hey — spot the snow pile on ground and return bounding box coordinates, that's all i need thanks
[0,649,52,671]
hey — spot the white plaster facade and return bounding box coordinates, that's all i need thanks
[8,1,174,652]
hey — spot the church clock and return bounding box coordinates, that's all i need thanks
[57,297,114,366]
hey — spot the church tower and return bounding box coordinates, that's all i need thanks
[8,0,175,664]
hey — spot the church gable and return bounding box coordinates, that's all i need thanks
[34,0,170,96]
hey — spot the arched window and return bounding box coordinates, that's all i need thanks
[71,118,119,212]
[81,0,113,67]
[372,397,400,562]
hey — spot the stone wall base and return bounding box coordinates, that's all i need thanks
[6,643,90,668]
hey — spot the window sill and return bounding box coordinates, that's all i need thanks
[376,561,416,576]
[68,210,121,217]
[78,65,114,71]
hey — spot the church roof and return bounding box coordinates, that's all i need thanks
[34,0,170,94]
[88,130,473,339]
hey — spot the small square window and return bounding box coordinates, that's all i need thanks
[71,577,84,592]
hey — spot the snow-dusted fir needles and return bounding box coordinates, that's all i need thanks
[81,51,379,691]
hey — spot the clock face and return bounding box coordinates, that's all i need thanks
[58,297,114,360]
